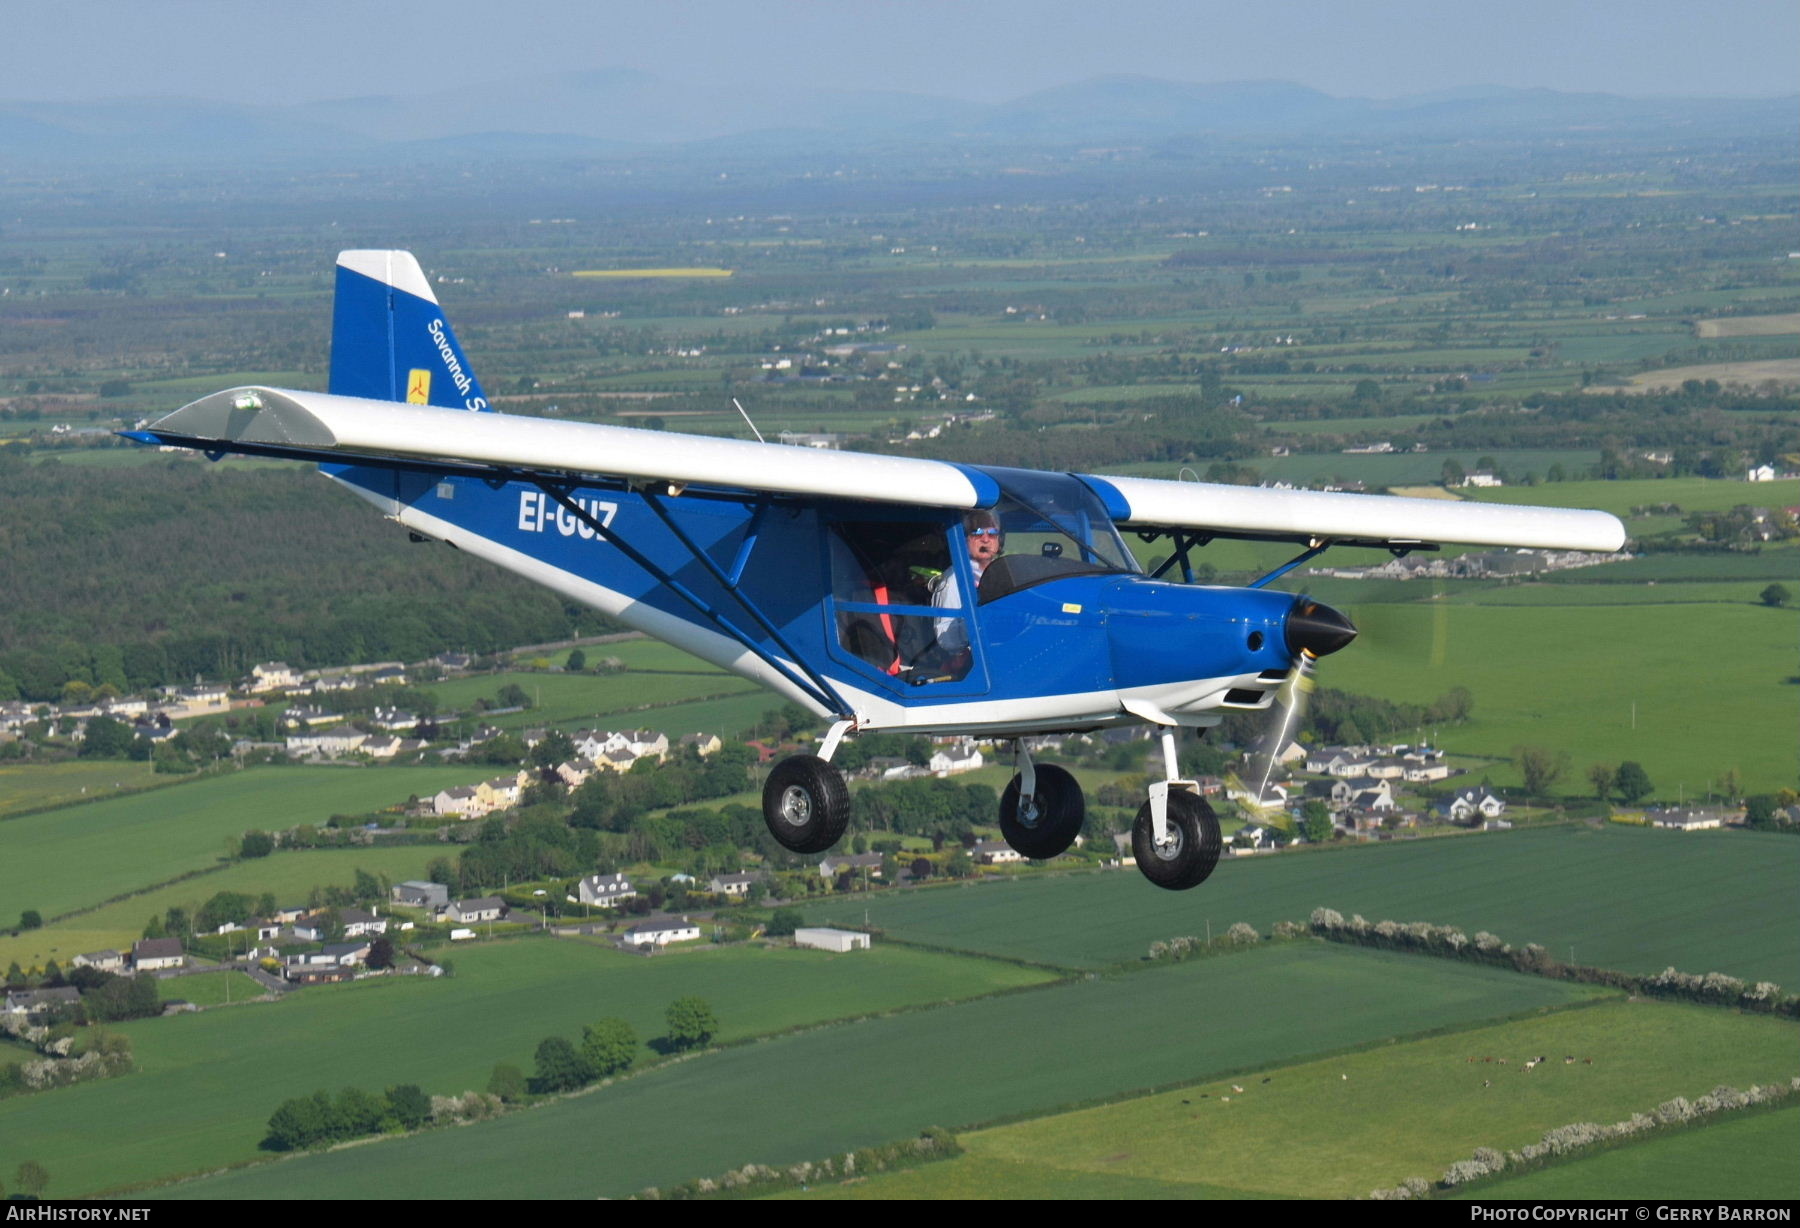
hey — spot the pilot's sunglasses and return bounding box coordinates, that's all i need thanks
[969,527,1002,537]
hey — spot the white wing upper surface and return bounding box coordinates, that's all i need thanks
[143,385,1626,552]
[1097,473,1626,552]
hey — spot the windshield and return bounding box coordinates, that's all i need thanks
[970,468,1139,602]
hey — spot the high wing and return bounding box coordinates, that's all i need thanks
[133,384,1625,554]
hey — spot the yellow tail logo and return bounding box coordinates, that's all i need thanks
[406,369,431,404]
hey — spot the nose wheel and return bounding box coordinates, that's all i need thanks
[1000,763,1085,859]
[762,755,851,854]
[1132,790,1221,891]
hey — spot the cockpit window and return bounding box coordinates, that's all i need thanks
[971,468,1139,603]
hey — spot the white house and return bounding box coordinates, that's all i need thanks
[249,662,301,693]
[622,916,702,948]
[708,871,764,897]
[576,872,636,909]
[131,938,186,971]
[928,740,984,775]
[340,908,388,938]
[1440,786,1506,823]
[972,840,1024,865]
[445,897,507,924]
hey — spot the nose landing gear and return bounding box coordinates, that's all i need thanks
[1130,727,1222,890]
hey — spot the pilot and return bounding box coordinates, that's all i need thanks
[931,510,1003,660]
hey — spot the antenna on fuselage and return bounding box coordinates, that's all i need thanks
[731,398,766,444]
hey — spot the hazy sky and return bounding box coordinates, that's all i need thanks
[10,0,1795,104]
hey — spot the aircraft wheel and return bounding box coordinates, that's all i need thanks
[762,755,851,854]
[999,764,1085,859]
[1131,791,1222,891]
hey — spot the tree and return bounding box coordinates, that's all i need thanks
[1760,583,1791,608]
[1513,745,1569,797]
[239,830,274,859]
[530,1036,593,1093]
[581,1018,637,1078]
[1586,763,1615,803]
[18,909,42,931]
[266,1093,336,1150]
[78,715,135,759]
[1614,761,1654,804]
[1302,799,1333,843]
[14,1160,49,1198]
[486,1063,528,1103]
[335,1086,390,1136]
[386,1083,431,1129]
[766,906,804,937]
[565,648,587,672]
[367,936,396,970]
[664,996,717,1052]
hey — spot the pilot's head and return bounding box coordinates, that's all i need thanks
[964,510,1003,569]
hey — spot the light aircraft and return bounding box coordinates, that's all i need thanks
[127,251,1626,890]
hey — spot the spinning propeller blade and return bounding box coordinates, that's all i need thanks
[1249,597,1358,814]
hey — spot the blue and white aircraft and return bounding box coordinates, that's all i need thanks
[128,251,1626,890]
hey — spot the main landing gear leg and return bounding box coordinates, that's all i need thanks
[999,740,1085,859]
[762,719,854,855]
[1131,727,1221,891]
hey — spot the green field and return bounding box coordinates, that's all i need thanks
[156,943,1596,1200]
[1325,599,1794,795]
[1460,1104,1800,1201]
[794,1000,1797,1200]
[0,846,455,972]
[806,826,1799,984]
[0,766,480,922]
[1259,450,1599,487]
[163,971,269,1008]
[0,938,1054,1197]
[1440,581,1781,606]
[0,760,165,818]
[426,667,758,731]
[1467,476,1800,518]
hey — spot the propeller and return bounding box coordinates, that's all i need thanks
[1247,597,1357,816]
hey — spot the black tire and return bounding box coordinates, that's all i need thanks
[999,764,1085,859]
[762,755,851,854]
[1131,791,1222,891]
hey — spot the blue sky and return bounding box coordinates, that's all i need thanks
[9,0,1795,104]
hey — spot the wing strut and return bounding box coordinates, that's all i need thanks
[532,481,855,721]
[1248,539,1334,590]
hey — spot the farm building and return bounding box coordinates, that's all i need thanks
[794,928,872,953]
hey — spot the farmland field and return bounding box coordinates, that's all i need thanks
[790,1000,1798,1200]
[1323,600,1794,794]
[1465,476,1800,517]
[156,943,1598,1199]
[0,845,456,972]
[1,938,1055,1196]
[0,766,481,922]
[424,667,757,731]
[0,759,164,818]
[1624,359,1800,392]
[805,825,1799,983]
[1694,313,1800,339]
[1458,1105,1800,1201]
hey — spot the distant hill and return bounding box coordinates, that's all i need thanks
[0,72,1792,165]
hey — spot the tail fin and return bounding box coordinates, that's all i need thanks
[329,250,491,411]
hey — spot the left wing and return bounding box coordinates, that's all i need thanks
[130,386,992,509]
